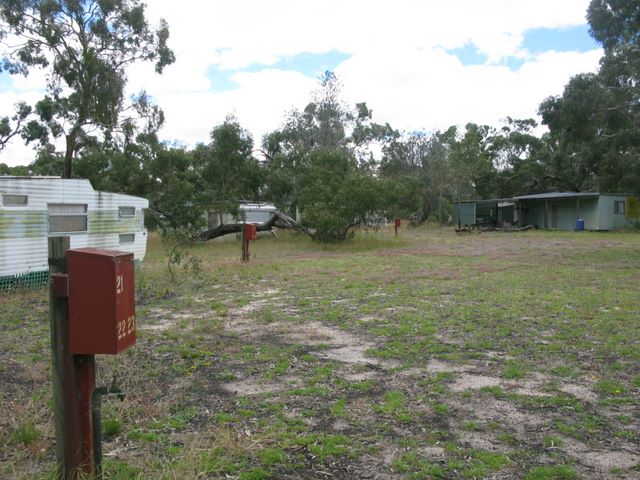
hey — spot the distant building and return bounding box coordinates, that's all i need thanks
[206,202,277,229]
[454,192,639,231]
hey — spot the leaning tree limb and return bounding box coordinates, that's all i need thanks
[198,211,313,241]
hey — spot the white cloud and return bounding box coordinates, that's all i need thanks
[0,0,601,166]
[155,69,316,146]
[336,47,602,133]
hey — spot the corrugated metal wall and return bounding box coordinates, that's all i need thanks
[1,178,148,278]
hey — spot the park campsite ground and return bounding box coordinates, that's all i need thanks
[1,226,639,479]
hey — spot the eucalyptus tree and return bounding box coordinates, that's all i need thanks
[263,72,397,240]
[587,0,640,193]
[264,72,395,213]
[0,0,175,177]
[263,72,398,241]
[194,116,266,223]
[536,1,640,193]
[489,117,546,197]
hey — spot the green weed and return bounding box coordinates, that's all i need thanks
[524,464,578,480]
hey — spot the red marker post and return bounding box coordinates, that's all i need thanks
[49,242,136,479]
[242,223,257,262]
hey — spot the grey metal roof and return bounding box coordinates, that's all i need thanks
[454,192,632,205]
[454,197,514,204]
[513,192,600,201]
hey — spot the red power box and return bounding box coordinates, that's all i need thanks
[244,223,257,241]
[67,248,136,354]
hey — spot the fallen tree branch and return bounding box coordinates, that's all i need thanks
[198,211,313,241]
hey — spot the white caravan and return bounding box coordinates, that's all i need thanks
[0,176,149,289]
[206,202,277,229]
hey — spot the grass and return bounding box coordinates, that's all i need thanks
[1,227,639,478]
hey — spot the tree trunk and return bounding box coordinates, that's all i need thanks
[63,136,74,179]
[63,127,82,179]
[199,211,313,241]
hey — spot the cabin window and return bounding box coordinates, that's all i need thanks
[48,204,88,233]
[119,233,135,244]
[614,201,625,214]
[119,206,135,217]
[3,194,28,206]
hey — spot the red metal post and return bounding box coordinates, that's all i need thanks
[51,246,137,479]
[241,224,256,262]
[61,353,95,478]
[49,238,95,479]
[61,312,84,478]
[75,355,96,478]
[241,227,249,262]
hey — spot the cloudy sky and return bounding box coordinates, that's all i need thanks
[0,0,602,167]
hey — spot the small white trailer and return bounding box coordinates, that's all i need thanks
[0,176,149,290]
[206,202,277,229]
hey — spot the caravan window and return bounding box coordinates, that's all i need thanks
[119,233,135,244]
[48,204,88,233]
[614,201,625,214]
[3,194,28,206]
[119,206,135,217]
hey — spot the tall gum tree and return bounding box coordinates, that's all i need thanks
[0,0,175,177]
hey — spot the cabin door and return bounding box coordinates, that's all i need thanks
[551,204,559,229]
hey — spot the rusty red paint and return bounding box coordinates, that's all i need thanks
[73,355,96,478]
[244,223,257,241]
[67,248,136,355]
[51,273,69,298]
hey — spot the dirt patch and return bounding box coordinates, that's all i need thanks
[331,419,350,431]
[417,446,446,458]
[317,345,394,367]
[220,375,303,396]
[281,321,362,347]
[452,397,545,439]
[558,382,598,403]
[504,373,554,397]
[426,359,475,374]
[139,307,207,332]
[457,431,508,452]
[378,441,401,466]
[341,371,378,382]
[138,317,176,332]
[450,373,502,392]
[252,288,281,298]
[231,299,273,317]
[561,437,640,472]
[446,370,555,398]
[226,301,393,368]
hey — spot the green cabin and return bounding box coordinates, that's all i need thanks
[454,192,639,231]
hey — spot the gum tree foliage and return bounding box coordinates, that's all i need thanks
[263,72,396,241]
[587,0,640,193]
[194,117,266,223]
[489,117,547,197]
[379,118,545,223]
[296,148,381,242]
[538,0,640,193]
[380,130,449,223]
[538,74,609,191]
[380,123,504,223]
[0,0,175,178]
[0,101,31,150]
